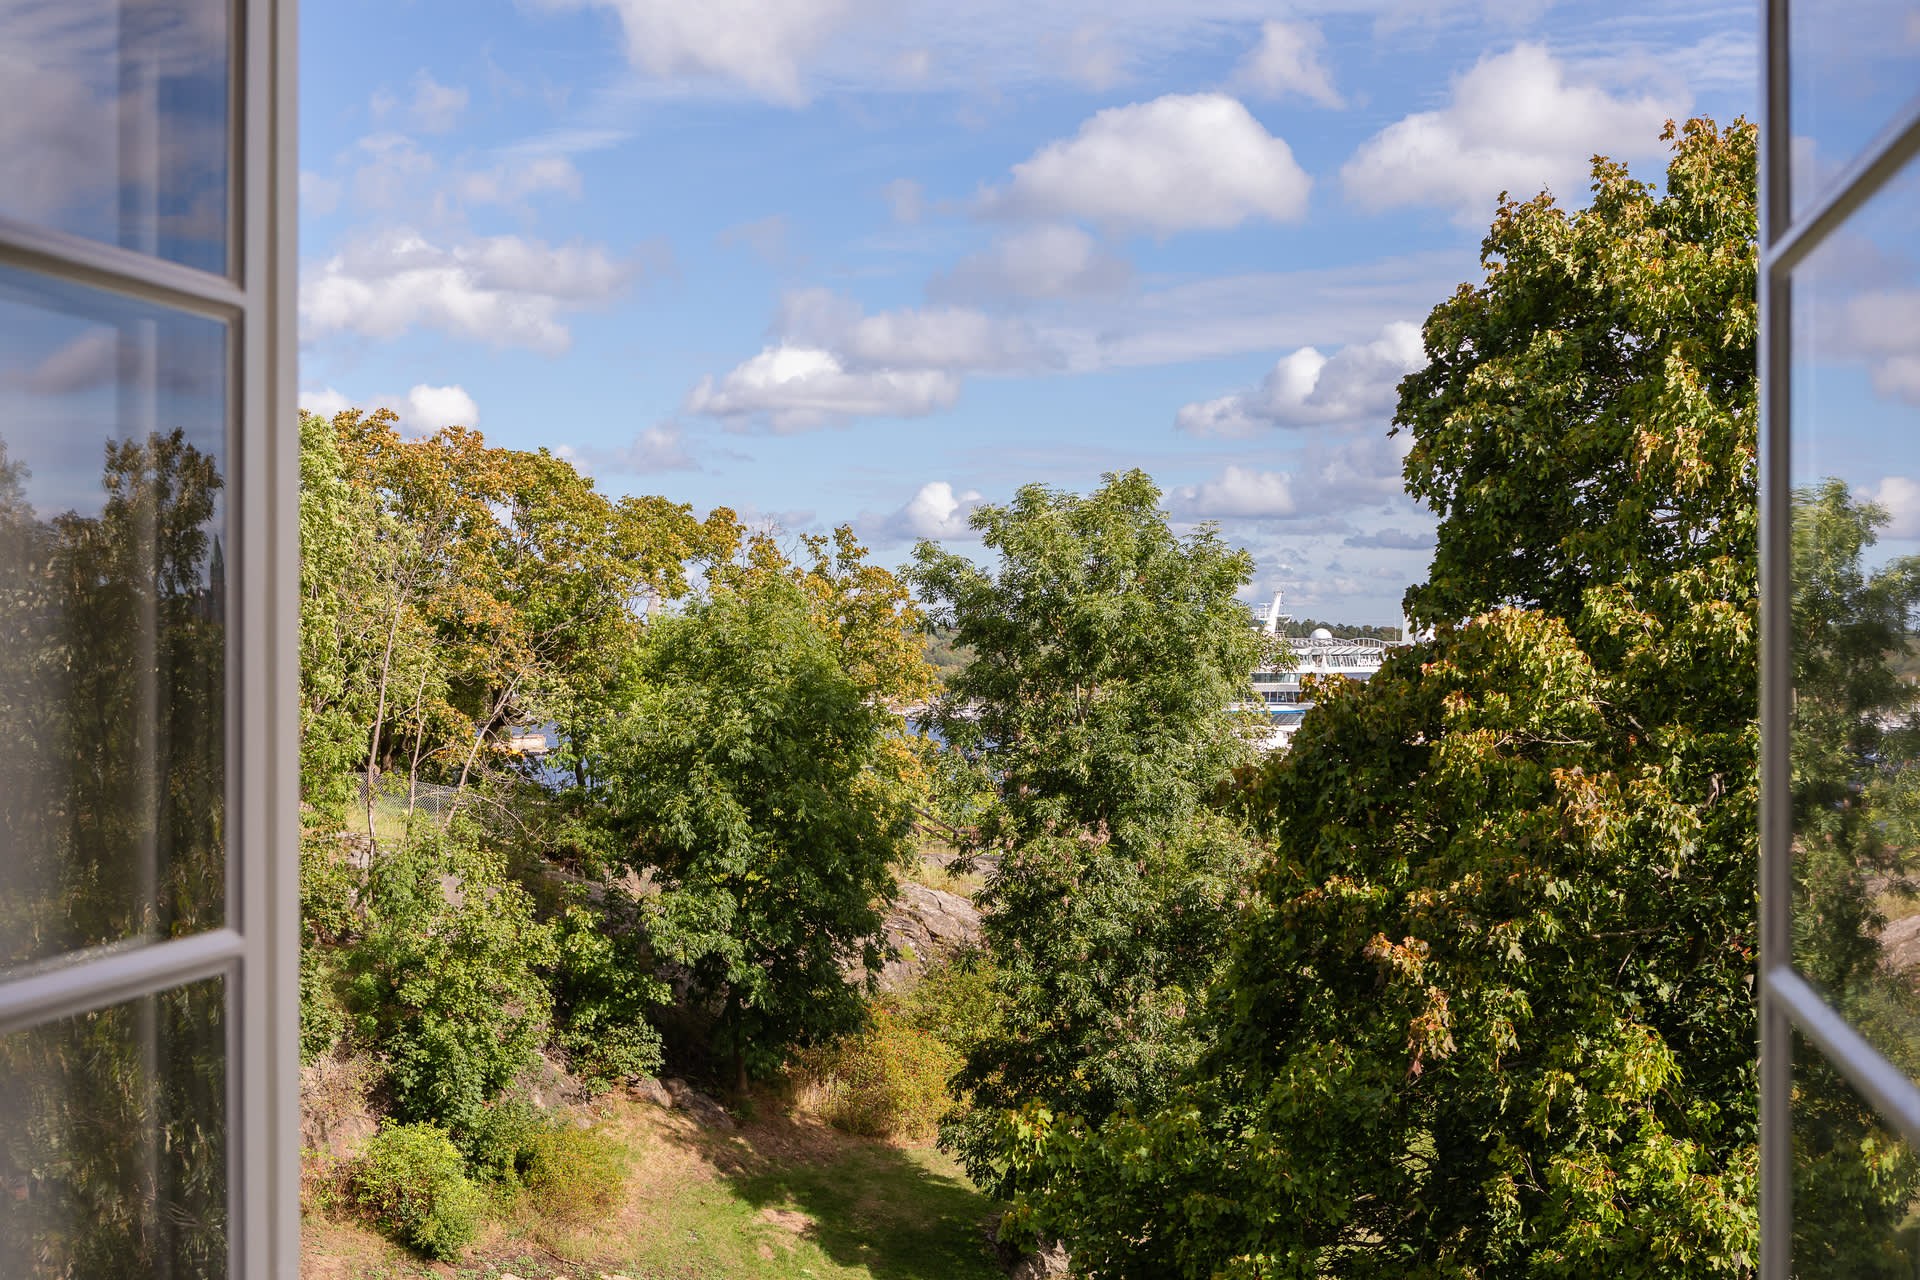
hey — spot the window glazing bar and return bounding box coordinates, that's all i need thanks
[1756,1,1791,1274]
[1768,966,1920,1150]
[0,213,246,317]
[1764,88,1920,268]
[0,929,245,1036]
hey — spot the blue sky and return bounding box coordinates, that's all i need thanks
[296,1,1766,624]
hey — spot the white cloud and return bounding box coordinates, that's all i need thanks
[1235,20,1343,108]
[17,327,118,395]
[1170,436,1413,525]
[1175,322,1424,436]
[528,0,859,105]
[566,422,699,473]
[299,228,639,353]
[351,133,436,210]
[1841,290,1920,404]
[1340,44,1684,220]
[1170,466,1297,519]
[777,289,1047,371]
[402,383,479,431]
[980,93,1311,234]
[299,388,354,419]
[685,345,961,432]
[687,290,1052,430]
[455,154,583,205]
[409,71,469,134]
[296,384,478,435]
[930,225,1130,301]
[863,480,986,545]
[1345,526,1433,550]
[1862,477,1920,539]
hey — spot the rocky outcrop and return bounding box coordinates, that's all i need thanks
[873,882,982,989]
[660,1077,737,1129]
[299,1053,377,1163]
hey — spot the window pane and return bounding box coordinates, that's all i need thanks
[0,265,227,977]
[1789,0,1920,218]
[1789,158,1920,1078]
[0,0,230,274]
[0,977,227,1277]
[1790,1034,1920,1274]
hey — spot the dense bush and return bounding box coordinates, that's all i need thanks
[802,1006,961,1140]
[352,1123,485,1261]
[548,900,668,1093]
[344,829,557,1145]
[519,1124,629,1222]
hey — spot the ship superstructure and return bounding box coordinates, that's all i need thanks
[1239,590,1405,752]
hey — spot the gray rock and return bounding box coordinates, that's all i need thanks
[1009,1239,1071,1279]
[630,1077,673,1108]
[661,1078,736,1129]
[870,883,983,989]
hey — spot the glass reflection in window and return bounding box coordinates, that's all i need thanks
[0,978,226,1277]
[0,265,227,976]
[1789,158,1920,1078]
[1788,0,1920,217]
[0,0,230,273]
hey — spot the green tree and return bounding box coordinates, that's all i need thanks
[909,469,1269,1196]
[1012,119,1773,1278]
[589,576,916,1092]
[342,829,557,1145]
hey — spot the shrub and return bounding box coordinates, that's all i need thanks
[464,1097,549,1184]
[803,1007,961,1140]
[344,829,557,1142]
[895,951,1001,1058]
[352,1123,485,1261]
[520,1124,628,1222]
[548,901,668,1095]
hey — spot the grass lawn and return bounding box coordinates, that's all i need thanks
[302,1093,1005,1280]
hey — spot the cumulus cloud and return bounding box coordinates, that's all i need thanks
[776,288,1048,371]
[1862,476,1920,539]
[862,480,986,545]
[1170,436,1412,526]
[1344,526,1432,549]
[409,71,469,134]
[297,384,479,434]
[454,153,583,205]
[299,228,639,353]
[684,289,1057,430]
[8,325,220,397]
[350,133,437,210]
[1170,466,1297,519]
[565,422,699,473]
[1340,44,1684,220]
[685,345,961,432]
[298,387,354,420]
[980,93,1311,234]
[1175,322,1424,436]
[528,0,859,105]
[1235,20,1343,108]
[930,225,1130,301]
[1841,290,1920,404]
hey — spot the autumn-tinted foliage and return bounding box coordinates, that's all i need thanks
[1010,119,1774,1278]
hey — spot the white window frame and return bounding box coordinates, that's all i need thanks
[0,1,300,1274]
[1758,3,1920,1273]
